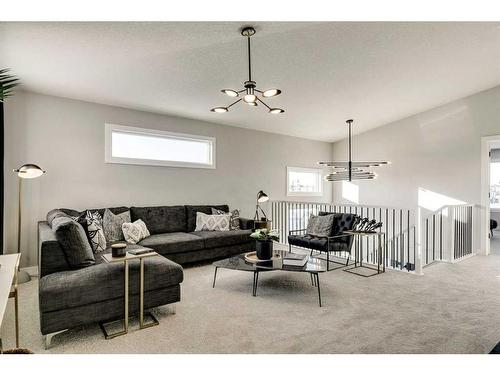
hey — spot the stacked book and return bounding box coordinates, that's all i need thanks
[283,253,309,267]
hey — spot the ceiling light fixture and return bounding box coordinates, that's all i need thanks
[319,119,389,181]
[210,26,284,115]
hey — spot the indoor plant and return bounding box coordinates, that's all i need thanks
[0,69,20,255]
[250,228,279,260]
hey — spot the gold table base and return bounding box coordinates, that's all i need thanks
[100,311,159,339]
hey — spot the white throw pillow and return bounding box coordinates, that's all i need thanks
[211,207,240,230]
[195,212,231,231]
[122,219,150,244]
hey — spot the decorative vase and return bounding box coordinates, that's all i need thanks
[256,240,273,260]
[111,242,127,257]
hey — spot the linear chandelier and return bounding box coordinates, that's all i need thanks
[210,26,284,115]
[319,119,389,182]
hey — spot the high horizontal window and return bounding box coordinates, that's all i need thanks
[287,167,323,196]
[105,124,216,169]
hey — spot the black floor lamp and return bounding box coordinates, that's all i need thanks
[13,164,45,284]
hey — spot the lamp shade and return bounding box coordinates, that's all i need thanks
[257,190,269,203]
[13,164,45,179]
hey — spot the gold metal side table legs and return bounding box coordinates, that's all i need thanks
[8,287,19,347]
[100,258,158,339]
[139,258,159,329]
[100,259,129,339]
[7,255,20,348]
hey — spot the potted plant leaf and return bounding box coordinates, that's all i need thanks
[250,228,279,260]
[0,69,20,255]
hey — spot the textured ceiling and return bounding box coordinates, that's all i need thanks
[1,22,500,141]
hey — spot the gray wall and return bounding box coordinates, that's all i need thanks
[4,91,333,267]
[332,85,500,209]
[331,85,500,252]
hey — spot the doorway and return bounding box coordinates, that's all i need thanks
[481,136,500,256]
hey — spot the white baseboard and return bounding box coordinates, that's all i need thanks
[21,265,38,277]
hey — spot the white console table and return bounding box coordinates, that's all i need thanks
[0,253,20,352]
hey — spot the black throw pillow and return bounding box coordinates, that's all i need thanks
[52,216,95,268]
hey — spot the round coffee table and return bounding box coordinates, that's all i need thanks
[212,249,328,306]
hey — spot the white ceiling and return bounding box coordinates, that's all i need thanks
[1,22,500,142]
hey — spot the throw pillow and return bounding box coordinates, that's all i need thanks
[211,207,240,230]
[46,209,71,228]
[195,212,230,231]
[306,214,334,237]
[306,215,319,236]
[103,208,131,242]
[51,216,95,268]
[314,214,335,237]
[122,219,150,244]
[85,210,107,253]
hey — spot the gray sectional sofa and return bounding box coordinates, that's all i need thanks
[38,204,255,344]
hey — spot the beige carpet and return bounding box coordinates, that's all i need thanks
[2,248,500,354]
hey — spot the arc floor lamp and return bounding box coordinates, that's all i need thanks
[13,164,45,283]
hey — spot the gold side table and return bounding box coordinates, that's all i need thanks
[99,249,159,339]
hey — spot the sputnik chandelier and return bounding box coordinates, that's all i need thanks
[319,119,389,182]
[210,26,284,114]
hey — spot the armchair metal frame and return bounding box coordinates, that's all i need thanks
[288,229,355,271]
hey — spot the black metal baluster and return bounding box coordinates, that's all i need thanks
[432,214,435,262]
[425,218,429,264]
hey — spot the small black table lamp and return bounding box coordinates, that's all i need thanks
[253,190,269,221]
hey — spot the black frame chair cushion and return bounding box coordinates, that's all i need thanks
[288,212,357,254]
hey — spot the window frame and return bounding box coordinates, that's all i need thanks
[105,123,216,169]
[286,166,324,197]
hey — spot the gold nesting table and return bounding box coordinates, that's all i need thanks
[99,249,159,339]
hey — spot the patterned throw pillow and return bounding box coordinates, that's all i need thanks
[306,215,319,236]
[103,208,131,242]
[306,214,334,237]
[211,207,240,230]
[195,212,230,231]
[122,219,150,244]
[85,210,107,253]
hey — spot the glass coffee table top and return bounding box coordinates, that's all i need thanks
[213,249,328,273]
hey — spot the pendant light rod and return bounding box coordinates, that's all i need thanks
[247,34,252,82]
[347,119,353,181]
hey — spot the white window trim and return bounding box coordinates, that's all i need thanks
[105,123,216,169]
[286,166,324,197]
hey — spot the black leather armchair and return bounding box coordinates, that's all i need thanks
[491,219,498,237]
[288,212,357,270]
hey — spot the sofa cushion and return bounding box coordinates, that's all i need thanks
[138,232,204,255]
[185,205,229,232]
[190,229,253,249]
[39,249,183,313]
[51,216,95,268]
[131,206,187,234]
[60,207,129,220]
